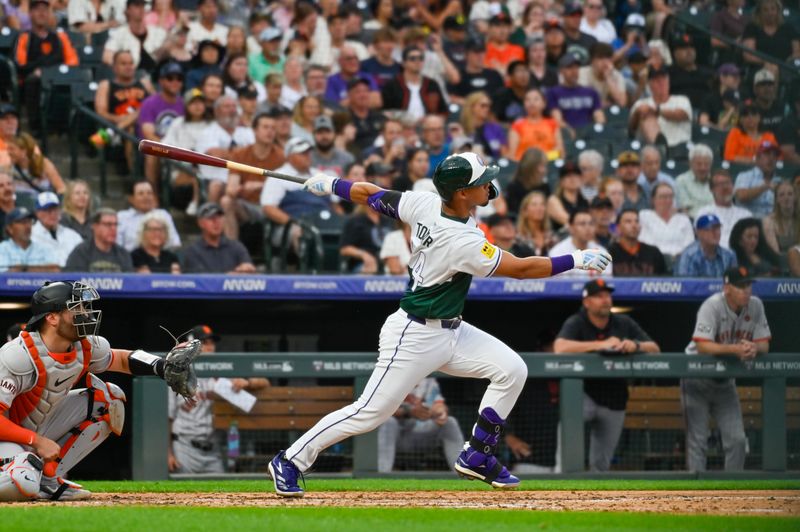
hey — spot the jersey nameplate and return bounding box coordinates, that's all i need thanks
[416,223,434,247]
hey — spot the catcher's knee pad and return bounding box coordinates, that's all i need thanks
[88,373,126,436]
[0,452,43,501]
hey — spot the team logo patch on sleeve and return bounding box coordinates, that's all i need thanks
[481,242,497,259]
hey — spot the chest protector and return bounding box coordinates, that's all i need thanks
[8,331,91,432]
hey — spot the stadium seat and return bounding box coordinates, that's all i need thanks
[495,158,517,189]
[605,105,630,130]
[68,81,101,179]
[0,54,18,107]
[692,125,727,159]
[40,65,93,146]
[0,26,18,56]
[299,209,347,273]
[77,43,104,73]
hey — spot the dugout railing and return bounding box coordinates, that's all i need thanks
[130,352,800,480]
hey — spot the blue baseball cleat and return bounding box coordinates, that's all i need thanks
[454,445,520,489]
[268,451,305,498]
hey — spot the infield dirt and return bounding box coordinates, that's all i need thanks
[33,490,800,515]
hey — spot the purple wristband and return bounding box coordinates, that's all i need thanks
[550,254,574,275]
[332,179,353,202]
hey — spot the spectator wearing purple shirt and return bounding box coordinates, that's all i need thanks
[546,52,604,136]
[325,45,381,109]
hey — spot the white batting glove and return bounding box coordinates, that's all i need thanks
[572,249,612,273]
[303,173,338,196]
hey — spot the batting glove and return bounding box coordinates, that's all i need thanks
[572,249,612,273]
[303,173,338,196]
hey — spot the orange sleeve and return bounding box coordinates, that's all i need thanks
[58,31,79,66]
[0,408,38,446]
[15,32,29,67]
[723,128,742,161]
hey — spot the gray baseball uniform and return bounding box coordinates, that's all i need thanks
[682,292,771,471]
[168,378,224,474]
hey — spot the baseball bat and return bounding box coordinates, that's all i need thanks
[137,140,308,185]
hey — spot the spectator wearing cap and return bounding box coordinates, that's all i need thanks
[279,57,308,110]
[346,78,386,153]
[683,266,770,472]
[742,0,800,68]
[236,84,260,129]
[509,88,563,162]
[117,180,181,252]
[138,61,185,191]
[554,278,659,471]
[733,140,783,217]
[441,14,469,70]
[750,69,786,134]
[492,60,532,124]
[326,45,382,109]
[195,95,256,203]
[183,202,255,274]
[638,182,694,259]
[729,217,782,277]
[65,208,134,272]
[611,14,647,66]
[667,32,713,111]
[724,100,780,164]
[30,191,83,268]
[220,112,284,240]
[547,161,590,232]
[589,196,615,248]
[328,12,369,72]
[185,0,228,53]
[360,28,402,88]
[485,213,536,258]
[382,46,448,121]
[447,38,504,103]
[696,169,752,250]
[711,0,751,65]
[0,172,16,234]
[14,0,79,135]
[578,42,627,108]
[543,21,567,69]
[675,144,715,219]
[629,65,692,148]
[185,39,225,91]
[0,206,58,272]
[615,151,649,212]
[580,0,617,44]
[547,52,604,135]
[311,115,354,180]
[676,214,738,277]
[699,63,741,129]
[561,1,598,59]
[131,212,181,274]
[102,0,167,71]
[248,26,285,84]
[484,11,526,75]
[609,208,667,276]
[549,209,613,277]
[638,145,677,201]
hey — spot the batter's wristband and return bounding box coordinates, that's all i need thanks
[333,178,353,201]
[550,254,574,275]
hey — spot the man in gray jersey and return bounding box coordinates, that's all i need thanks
[168,325,268,474]
[682,267,771,471]
[266,152,612,497]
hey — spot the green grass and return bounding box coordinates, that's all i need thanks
[81,478,800,493]
[3,507,799,532]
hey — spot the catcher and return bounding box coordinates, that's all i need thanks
[0,281,200,501]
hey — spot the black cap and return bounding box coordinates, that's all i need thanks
[507,59,527,77]
[590,196,613,210]
[672,32,694,48]
[558,52,582,68]
[485,213,513,228]
[237,84,259,100]
[197,202,223,218]
[648,64,669,80]
[30,0,49,7]
[443,16,465,31]
[722,89,740,104]
[126,0,146,6]
[159,61,184,79]
[187,324,220,342]
[559,160,581,177]
[582,278,614,298]
[564,1,583,15]
[347,76,372,91]
[489,12,512,25]
[0,102,18,118]
[724,266,755,287]
[5,207,35,224]
[466,38,486,53]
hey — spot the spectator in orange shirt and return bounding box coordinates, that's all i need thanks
[485,12,525,77]
[508,88,564,161]
[724,100,779,164]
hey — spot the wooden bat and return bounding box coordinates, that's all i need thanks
[138,140,307,185]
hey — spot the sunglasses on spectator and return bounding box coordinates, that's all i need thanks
[406,55,424,62]
[164,75,183,82]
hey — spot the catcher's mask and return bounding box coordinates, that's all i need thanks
[27,281,102,338]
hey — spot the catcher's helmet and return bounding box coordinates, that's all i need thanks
[432,152,499,202]
[27,281,102,337]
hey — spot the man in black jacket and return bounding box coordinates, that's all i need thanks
[381,46,447,122]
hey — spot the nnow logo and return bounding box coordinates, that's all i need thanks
[364,280,406,293]
[776,282,800,295]
[640,281,682,294]
[503,280,546,293]
[222,278,267,291]
[79,277,123,290]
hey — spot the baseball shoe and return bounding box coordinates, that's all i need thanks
[38,477,92,501]
[268,451,304,498]
[454,446,520,489]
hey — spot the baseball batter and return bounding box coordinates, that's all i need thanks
[268,152,612,497]
[0,281,199,501]
[682,266,771,471]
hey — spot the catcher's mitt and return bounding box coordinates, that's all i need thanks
[164,339,201,401]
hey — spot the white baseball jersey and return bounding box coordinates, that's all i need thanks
[685,293,771,354]
[398,191,502,319]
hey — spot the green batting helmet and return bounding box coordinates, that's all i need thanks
[432,152,499,202]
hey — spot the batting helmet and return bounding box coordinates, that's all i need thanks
[432,152,499,202]
[27,281,102,337]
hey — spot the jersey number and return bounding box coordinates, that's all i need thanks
[409,252,426,290]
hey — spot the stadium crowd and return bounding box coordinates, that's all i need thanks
[0,0,799,276]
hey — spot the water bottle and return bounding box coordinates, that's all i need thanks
[227,420,240,471]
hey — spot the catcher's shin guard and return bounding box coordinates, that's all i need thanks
[0,452,44,501]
